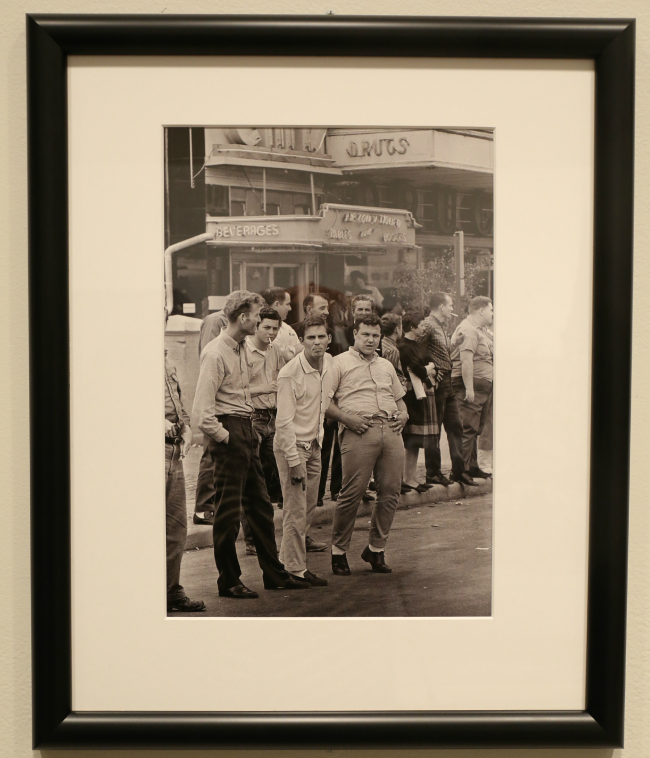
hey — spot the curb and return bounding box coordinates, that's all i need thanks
[185,477,492,552]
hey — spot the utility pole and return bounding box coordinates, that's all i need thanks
[453,231,465,309]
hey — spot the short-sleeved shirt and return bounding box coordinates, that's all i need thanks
[273,321,300,355]
[244,337,285,410]
[164,352,191,428]
[329,347,405,418]
[450,317,493,382]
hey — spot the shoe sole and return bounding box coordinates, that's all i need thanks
[218,593,258,599]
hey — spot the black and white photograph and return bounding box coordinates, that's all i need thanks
[164,126,494,617]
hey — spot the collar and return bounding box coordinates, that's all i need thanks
[431,314,446,329]
[350,346,377,363]
[245,336,270,356]
[383,336,396,349]
[221,331,243,351]
[298,350,329,375]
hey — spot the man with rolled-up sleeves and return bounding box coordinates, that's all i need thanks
[192,290,299,599]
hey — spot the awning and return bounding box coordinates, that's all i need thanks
[205,203,421,255]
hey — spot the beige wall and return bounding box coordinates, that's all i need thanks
[1,2,648,757]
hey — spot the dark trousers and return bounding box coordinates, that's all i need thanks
[195,433,254,547]
[452,377,493,471]
[253,411,282,503]
[165,442,187,601]
[425,373,465,477]
[210,416,287,592]
[318,418,342,501]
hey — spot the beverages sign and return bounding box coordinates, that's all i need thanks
[206,204,419,250]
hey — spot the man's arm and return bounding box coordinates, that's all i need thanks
[388,398,409,432]
[274,375,300,468]
[191,351,229,444]
[460,351,475,403]
[325,401,372,435]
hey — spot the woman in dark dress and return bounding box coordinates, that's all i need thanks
[398,311,439,493]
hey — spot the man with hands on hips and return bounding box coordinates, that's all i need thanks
[326,314,408,577]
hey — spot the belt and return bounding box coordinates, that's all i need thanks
[252,408,276,417]
[217,413,252,420]
[296,439,316,450]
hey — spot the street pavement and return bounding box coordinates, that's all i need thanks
[174,492,492,618]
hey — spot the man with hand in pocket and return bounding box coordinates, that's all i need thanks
[274,315,333,587]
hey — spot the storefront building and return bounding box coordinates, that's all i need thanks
[165,126,493,320]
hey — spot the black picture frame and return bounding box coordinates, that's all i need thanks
[27,14,634,750]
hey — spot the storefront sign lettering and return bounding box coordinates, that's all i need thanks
[382,232,408,244]
[342,211,401,227]
[327,228,352,240]
[214,224,279,238]
[346,138,409,158]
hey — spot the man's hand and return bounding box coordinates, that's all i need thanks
[181,427,192,458]
[465,388,475,403]
[345,414,372,435]
[389,411,408,433]
[289,462,307,490]
[165,419,174,434]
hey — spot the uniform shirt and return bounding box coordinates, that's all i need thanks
[244,336,285,410]
[274,352,333,467]
[329,347,405,418]
[273,321,300,355]
[421,314,453,372]
[164,352,191,428]
[199,310,228,355]
[192,331,254,443]
[451,316,494,382]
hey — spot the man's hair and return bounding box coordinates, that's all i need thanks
[349,269,364,284]
[223,290,265,323]
[429,292,452,311]
[468,296,492,313]
[258,307,281,324]
[262,287,289,307]
[381,312,401,338]
[303,292,327,313]
[300,315,328,338]
[351,293,375,312]
[354,314,382,332]
[402,310,424,333]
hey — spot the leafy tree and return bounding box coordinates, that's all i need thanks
[394,247,489,314]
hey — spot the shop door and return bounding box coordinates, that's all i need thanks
[231,256,318,320]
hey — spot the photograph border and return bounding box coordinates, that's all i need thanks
[27,14,634,750]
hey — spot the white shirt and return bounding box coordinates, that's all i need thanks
[274,352,333,467]
[273,321,301,355]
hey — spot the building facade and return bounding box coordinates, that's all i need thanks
[165,126,494,320]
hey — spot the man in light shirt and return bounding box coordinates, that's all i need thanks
[326,314,408,576]
[192,290,296,599]
[262,287,300,359]
[274,315,333,587]
[245,307,285,510]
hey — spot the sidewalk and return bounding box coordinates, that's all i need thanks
[182,440,492,551]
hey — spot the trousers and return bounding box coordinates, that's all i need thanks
[332,419,405,552]
[165,442,187,601]
[210,416,288,592]
[275,441,321,575]
[425,372,465,476]
[452,377,493,471]
[252,411,282,503]
[318,418,342,501]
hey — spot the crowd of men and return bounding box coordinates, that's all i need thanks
[163,285,493,611]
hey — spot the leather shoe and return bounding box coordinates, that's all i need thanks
[450,471,479,487]
[167,596,206,612]
[192,511,214,525]
[264,574,311,590]
[361,545,392,573]
[426,472,452,486]
[218,584,259,599]
[468,467,492,479]
[306,535,327,552]
[331,553,351,576]
[304,570,328,587]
